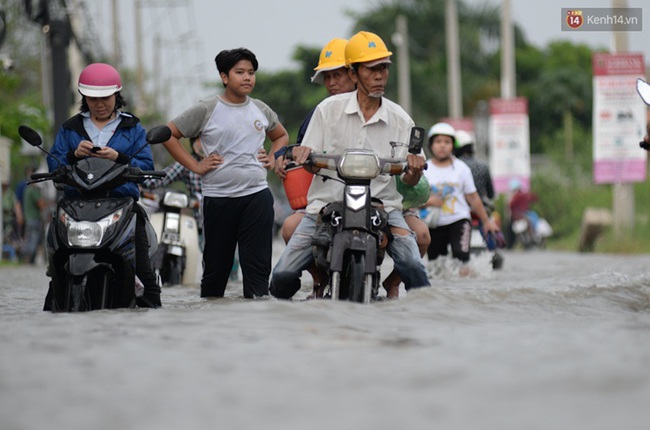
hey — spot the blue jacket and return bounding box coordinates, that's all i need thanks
[47,112,154,200]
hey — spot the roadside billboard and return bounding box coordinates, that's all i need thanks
[592,52,646,184]
[488,98,531,193]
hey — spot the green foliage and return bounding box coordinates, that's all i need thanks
[0,1,51,185]
[254,68,327,145]
[348,0,502,127]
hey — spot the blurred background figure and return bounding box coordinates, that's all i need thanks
[20,180,46,264]
[2,181,22,261]
[508,178,552,249]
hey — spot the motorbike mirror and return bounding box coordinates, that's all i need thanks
[636,79,650,106]
[408,126,425,154]
[129,125,173,161]
[18,124,64,166]
[18,125,42,147]
[146,125,172,145]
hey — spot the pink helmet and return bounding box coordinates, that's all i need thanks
[78,63,122,97]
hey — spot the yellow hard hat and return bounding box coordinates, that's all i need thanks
[311,38,348,84]
[345,31,393,67]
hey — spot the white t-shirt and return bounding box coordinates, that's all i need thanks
[172,95,280,198]
[301,90,415,214]
[421,157,476,226]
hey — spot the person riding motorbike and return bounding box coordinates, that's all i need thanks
[270,31,430,300]
[275,37,357,298]
[45,63,161,309]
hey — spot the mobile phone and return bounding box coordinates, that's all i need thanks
[91,146,101,153]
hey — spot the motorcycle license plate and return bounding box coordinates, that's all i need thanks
[169,245,184,256]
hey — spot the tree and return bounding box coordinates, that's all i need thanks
[347,0,502,127]
[253,45,328,144]
[0,0,49,184]
[518,41,595,155]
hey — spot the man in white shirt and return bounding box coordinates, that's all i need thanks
[270,31,430,299]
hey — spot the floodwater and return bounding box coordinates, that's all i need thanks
[2,240,650,430]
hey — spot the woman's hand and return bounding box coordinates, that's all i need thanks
[92,146,119,162]
[73,140,96,158]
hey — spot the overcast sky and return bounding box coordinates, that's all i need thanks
[90,0,649,117]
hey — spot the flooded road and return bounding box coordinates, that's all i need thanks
[2,242,650,430]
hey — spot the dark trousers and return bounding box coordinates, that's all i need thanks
[201,189,274,298]
[134,204,161,306]
[427,218,472,263]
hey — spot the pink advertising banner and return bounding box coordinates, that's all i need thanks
[592,52,647,184]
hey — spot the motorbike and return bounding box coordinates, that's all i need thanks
[289,127,425,304]
[20,124,170,312]
[147,190,202,286]
[511,210,552,249]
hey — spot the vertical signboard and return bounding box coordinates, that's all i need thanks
[441,117,474,133]
[488,98,531,193]
[592,52,646,184]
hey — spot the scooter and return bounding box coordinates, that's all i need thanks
[148,190,202,286]
[291,127,425,304]
[511,210,552,249]
[20,124,170,312]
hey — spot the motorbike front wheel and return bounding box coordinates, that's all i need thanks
[68,276,91,312]
[346,252,372,304]
[167,256,183,286]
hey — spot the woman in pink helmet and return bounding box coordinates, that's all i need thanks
[45,63,161,308]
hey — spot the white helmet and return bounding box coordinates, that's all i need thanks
[427,122,456,142]
[455,130,474,149]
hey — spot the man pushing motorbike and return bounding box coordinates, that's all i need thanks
[270,31,431,299]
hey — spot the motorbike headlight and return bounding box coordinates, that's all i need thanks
[163,191,189,208]
[60,208,124,247]
[338,150,381,179]
[164,212,181,234]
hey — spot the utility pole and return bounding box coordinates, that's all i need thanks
[445,0,462,118]
[134,0,145,113]
[112,0,121,66]
[612,0,634,236]
[48,14,72,132]
[500,0,515,99]
[394,15,412,115]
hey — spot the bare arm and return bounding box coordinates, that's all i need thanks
[466,191,499,234]
[162,121,222,175]
[266,123,289,167]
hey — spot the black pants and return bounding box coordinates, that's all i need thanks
[134,204,161,307]
[201,189,274,298]
[427,218,472,263]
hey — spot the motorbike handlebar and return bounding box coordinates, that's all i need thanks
[123,169,167,181]
[30,171,57,180]
[141,170,168,178]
